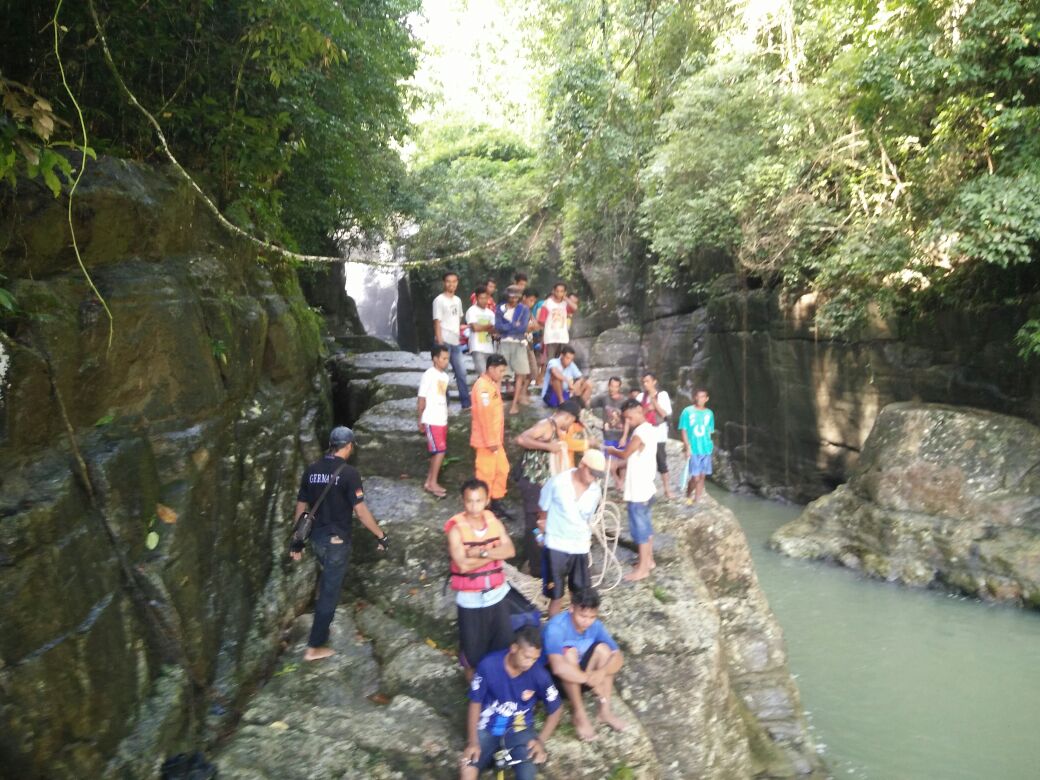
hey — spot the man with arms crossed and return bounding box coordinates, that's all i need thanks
[542,587,626,741]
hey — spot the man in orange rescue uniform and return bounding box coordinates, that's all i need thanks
[471,353,513,520]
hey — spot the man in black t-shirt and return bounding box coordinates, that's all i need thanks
[292,426,389,661]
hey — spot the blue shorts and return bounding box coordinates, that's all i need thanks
[542,386,571,408]
[627,500,654,544]
[687,453,713,477]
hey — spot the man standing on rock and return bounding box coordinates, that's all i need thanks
[537,281,577,361]
[433,270,471,411]
[496,285,532,415]
[679,388,715,505]
[460,626,562,780]
[291,426,389,661]
[465,285,496,377]
[471,353,513,519]
[445,478,517,680]
[605,400,657,581]
[636,371,676,499]
[418,344,452,498]
[542,587,627,741]
[514,400,582,578]
[538,450,605,618]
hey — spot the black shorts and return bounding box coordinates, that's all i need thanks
[541,548,590,600]
[656,441,668,474]
[551,640,607,693]
[457,594,514,670]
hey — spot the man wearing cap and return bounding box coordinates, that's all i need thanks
[291,426,389,661]
[536,450,605,618]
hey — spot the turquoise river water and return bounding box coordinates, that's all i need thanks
[710,486,1040,780]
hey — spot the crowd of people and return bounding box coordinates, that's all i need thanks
[292,271,718,777]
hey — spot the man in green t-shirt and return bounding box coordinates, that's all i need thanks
[677,389,715,505]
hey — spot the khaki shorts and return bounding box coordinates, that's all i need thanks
[499,340,530,374]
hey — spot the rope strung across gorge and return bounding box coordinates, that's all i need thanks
[85,0,649,272]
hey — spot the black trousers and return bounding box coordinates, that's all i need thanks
[515,474,544,579]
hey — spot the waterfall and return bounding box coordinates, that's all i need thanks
[343,241,404,343]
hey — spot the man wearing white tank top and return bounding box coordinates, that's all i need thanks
[538,281,578,360]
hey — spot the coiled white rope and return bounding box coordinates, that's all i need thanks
[589,452,625,592]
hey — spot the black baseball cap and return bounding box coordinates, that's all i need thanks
[329,426,355,447]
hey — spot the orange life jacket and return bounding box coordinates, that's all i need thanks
[444,511,506,592]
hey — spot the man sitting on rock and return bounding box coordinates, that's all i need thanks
[540,345,591,408]
[461,626,563,780]
[542,587,627,740]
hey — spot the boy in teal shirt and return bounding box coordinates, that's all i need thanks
[678,389,714,504]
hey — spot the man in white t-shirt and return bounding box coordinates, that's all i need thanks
[432,271,470,410]
[465,284,496,376]
[636,372,676,499]
[537,281,578,360]
[537,450,605,617]
[606,400,657,581]
[417,345,452,498]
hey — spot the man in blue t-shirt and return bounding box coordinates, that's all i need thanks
[541,588,626,741]
[540,345,591,408]
[678,388,715,505]
[461,627,562,780]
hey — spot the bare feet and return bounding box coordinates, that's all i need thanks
[598,705,628,732]
[623,569,651,582]
[423,483,447,498]
[303,646,335,661]
[573,714,598,741]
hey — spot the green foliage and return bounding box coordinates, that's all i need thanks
[1016,319,1040,361]
[404,124,553,279]
[1,0,419,251]
[0,75,83,196]
[637,0,1040,339]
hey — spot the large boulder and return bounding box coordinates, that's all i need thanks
[771,402,1040,607]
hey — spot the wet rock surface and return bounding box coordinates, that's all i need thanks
[216,351,825,778]
[771,402,1040,607]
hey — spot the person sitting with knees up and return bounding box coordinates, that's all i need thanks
[460,626,563,780]
[540,345,591,408]
[541,587,627,741]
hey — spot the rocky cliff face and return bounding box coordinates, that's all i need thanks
[770,403,1040,607]
[0,160,330,777]
[215,352,824,778]
[574,284,1039,502]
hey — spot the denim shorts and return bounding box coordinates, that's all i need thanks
[627,500,654,544]
[687,453,713,476]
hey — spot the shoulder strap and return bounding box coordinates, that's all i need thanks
[309,461,350,517]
